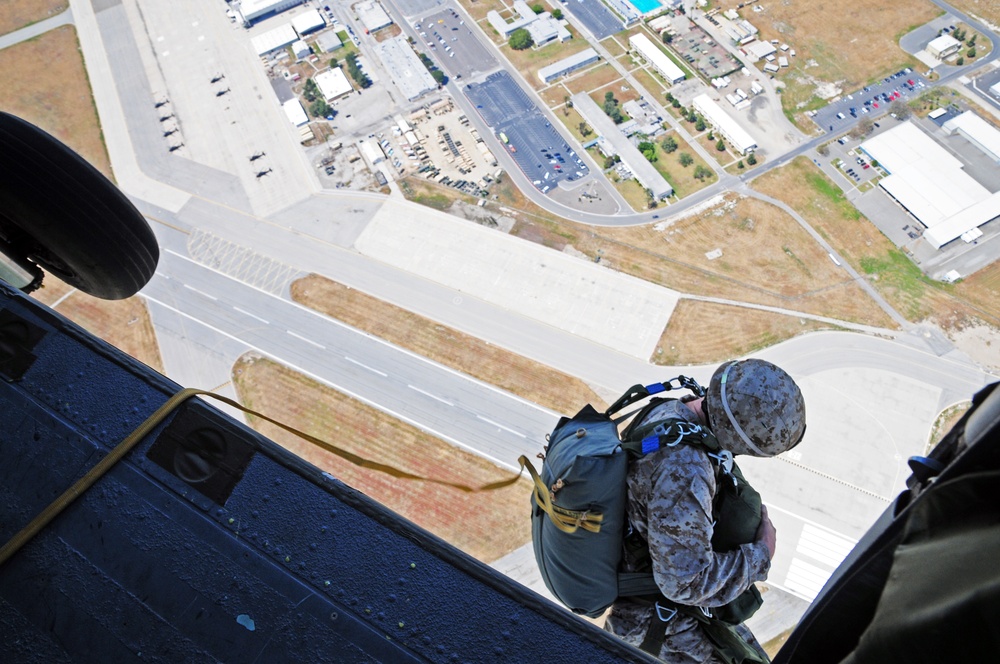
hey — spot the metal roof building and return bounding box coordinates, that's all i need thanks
[251,23,299,56]
[237,0,303,24]
[860,120,1000,249]
[629,34,685,84]
[572,92,673,200]
[282,98,309,126]
[374,36,437,102]
[291,8,325,35]
[538,48,600,83]
[943,111,1000,163]
[692,94,756,154]
[927,34,961,58]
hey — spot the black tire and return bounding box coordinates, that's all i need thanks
[0,112,159,300]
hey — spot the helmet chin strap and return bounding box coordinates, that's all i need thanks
[719,362,773,457]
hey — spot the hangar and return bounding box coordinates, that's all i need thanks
[860,120,1000,248]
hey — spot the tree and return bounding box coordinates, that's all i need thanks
[662,33,673,44]
[737,160,745,169]
[303,78,319,102]
[817,143,830,157]
[665,92,674,103]
[552,8,563,19]
[716,139,726,152]
[671,98,681,108]
[889,99,911,120]
[661,135,678,153]
[603,92,624,124]
[603,155,619,169]
[638,141,657,163]
[957,57,965,66]
[531,3,544,13]
[851,117,874,139]
[968,47,977,59]
[693,165,711,180]
[509,28,533,50]
[579,122,592,137]
[696,118,707,132]
[431,69,446,85]
[329,57,339,68]
[746,152,757,166]
[309,99,332,118]
[679,152,693,167]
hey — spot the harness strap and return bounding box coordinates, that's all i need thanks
[521,455,603,534]
[1,387,525,567]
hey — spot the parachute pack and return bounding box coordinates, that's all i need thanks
[519,378,763,622]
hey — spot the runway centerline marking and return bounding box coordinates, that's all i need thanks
[345,356,388,377]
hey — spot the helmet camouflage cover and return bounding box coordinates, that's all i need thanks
[705,359,806,457]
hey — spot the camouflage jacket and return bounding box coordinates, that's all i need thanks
[605,400,770,663]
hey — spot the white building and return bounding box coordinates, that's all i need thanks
[374,36,437,102]
[538,48,600,83]
[292,39,311,60]
[942,111,1000,163]
[572,93,673,200]
[860,120,1000,249]
[283,98,309,126]
[692,94,757,154]
[742,40,776,62]
[251,23,299,56]
[291,9,325,35]
[316,67,353,101]
[927,34,961,59]
[237,0,303,24]
[488,1,569,44]
[629,33,685,84]
[487,1,536,37]
[355,0,392,33]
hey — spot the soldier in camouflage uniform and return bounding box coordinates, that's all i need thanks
[605,359,806,663]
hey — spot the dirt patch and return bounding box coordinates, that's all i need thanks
[0,25,112,179]
[752,157,999,331]
[714,0,939,127]
[0,0,66,34]
[232,354,532,563]
[31,275,164,373]
[653,299,839,365]
[947,1,1000,29]
[290,275,606,414]
[947,321,1000,373]
[926,400,973,452]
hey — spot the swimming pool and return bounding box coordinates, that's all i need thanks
[626,0,662,14]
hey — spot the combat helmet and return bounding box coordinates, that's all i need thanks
[705,359,806,457]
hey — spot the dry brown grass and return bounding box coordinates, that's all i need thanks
[462,0,509,24]
[232,354,532,563]
[653,300,839,365]
[947,0,1000,26]
[752,157,999,330]
[0,0,66,34]
[503,34,591,91]
[0,26,112,179]
[563,62,623,96]
[713,0,939,126]
[31,275,164,373]
[290,275,607,413]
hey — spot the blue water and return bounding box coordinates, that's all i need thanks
[626,0,662,13]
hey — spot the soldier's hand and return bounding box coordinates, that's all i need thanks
[756,505,776,559]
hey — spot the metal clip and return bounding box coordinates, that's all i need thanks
[654,602,678,623]
[699,606,713,619]
[708,449,734,474]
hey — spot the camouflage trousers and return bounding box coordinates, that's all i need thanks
[605,602,768,664]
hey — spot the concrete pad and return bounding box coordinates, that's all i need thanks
[353,199,680,359]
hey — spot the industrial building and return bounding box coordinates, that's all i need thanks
[942,111,1000,163]
[251,23,299,56]
[374,36,438,102]
[927,34,961,59]
[291,8,325,35]
[315,67,354,101]
[629,33,685,85]
[572,92,673,200]
[282,98,309,126]
[860,120,1000,248]
[537,48,600,83]
[316,31,343,52]
[742,39,777,62]
[236,0,303,25]
[355,0,392,33]
[692,94,757,154]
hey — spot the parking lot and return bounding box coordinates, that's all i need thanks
[414,8,497,81]
[813,68,928,133]
[465,72,588,193]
